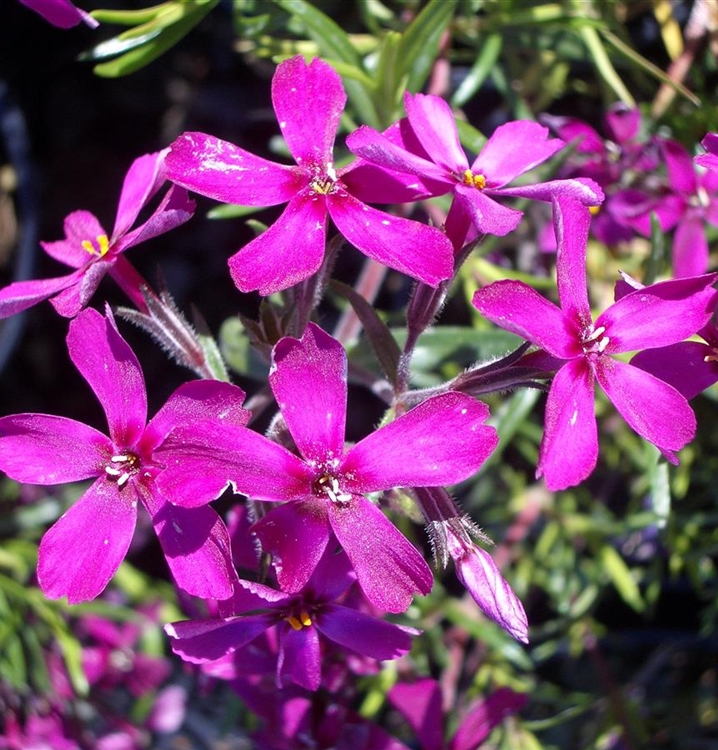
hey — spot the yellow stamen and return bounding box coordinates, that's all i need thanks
[589,205,601,216]
[461,169,486,189]
[81,234,110,257]
[286,616,303,631]
[300,611,312,627]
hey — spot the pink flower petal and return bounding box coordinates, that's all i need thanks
[327,191,454,286]
[472,280,577,359]
[454,185,523,236]
[342,393,497,492]
[37,479,137,602]
[673,215,709,278]
[596,358,696,452]
[597,274,718,352]
[389,679,444,750]
[165,132,302,206]
[328,496,433,613]
[112,151,168,239]
[604,103,641,144]
[165,614,273,664]
[41,210,106,268]
[228,191,327,294]
[145,498,236,600]
[451,688,527,750]
[554,196,592,324]
[316,604,417,660]
[661,138,698,196]
[473,121,564,187]
[495,177,604,207]
[270,323,347,464]
[272,56,346,168]
[252,500,331,594]
[278,621,321,690]
[154,421,313,508]
[403,91,468,173]
[630,342,718,400]
[19,0,96,28]
[0,413,109,483]
[538,359,598,491]
[0,272,81,319]
[67,308,147,446]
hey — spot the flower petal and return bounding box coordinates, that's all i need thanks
[270,323,347,465]
[165,614,273,664]
[316,604,417,660]
[661,138,698,196]
[67,308,147,446]
[473,121,564,186]
[472,280,577,359]
[673,215,709,278]
[537,359,598,491]
[0,272,80,319]
[252,500,331,594]
[272,56,345,167]
[341,393,497,492]
[228,191,327,295]
[154,421,313,508]
[37,479,137,603]
[596,358,696,452]
[454,185,523,236]
[145,497,237,600]
[328,497,433,613]
[388,680,444,750]
[403,92,468,173]
[144,380,249,449]
[165,132,301,206]
[112,151,168,239]
[597,274,718,352]
[0,414,109,483]
[41,210,106,268]
[451,689,528,750]
[327,191,454,286]
[278,621,322,691]
[495,176,604,207]
[630,342,718,400]
[50,258,113,318]
[554,196,592,323]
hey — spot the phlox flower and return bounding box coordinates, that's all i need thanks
[472,196,717,490]
[0,150,194,319]
[346,91,603,247]
[165,55,454,295]
[0,308,248,602]
[18,0,98,28]
[696,133,718,173]
[165,548,419,692]
[155,322,499,613]
[389,679,527,750]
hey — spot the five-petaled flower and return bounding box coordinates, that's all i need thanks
[0,150,194,319]
[154,322,499,613]
[0,307,248,602]
[472,196,718,490]
[164,55,455,295]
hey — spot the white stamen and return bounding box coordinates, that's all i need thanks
[597,336,610,353]
[111,454,130,462]
[117,472,131,487]
[105,466,122,476]
[584,326,606,343]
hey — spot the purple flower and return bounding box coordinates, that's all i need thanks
[695,133,718,173]
[155,323,499,612]
[388,678,527,750]
[0,150,194,319]
[165,548,419,691]
[165,56,454,295]
[18,0,98,28]
[0,308,248,602]
[347,92,603,246]
[472,196,717,490]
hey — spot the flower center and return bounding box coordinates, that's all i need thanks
[461,169,486,190]
[309,162,338,195]
[313,472,352,506]
[580,324,610,357]
[704,346,718,364]
[81,234,110,257]
[284,610,313,631]
[104,452,140,488]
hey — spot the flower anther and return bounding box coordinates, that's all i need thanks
[104,452,140,488]
[285,610,314,631]
[580,324,610,356]
[313,472,352,506]
[81,234,110,257]
[461,169,487,190]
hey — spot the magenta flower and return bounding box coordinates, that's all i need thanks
[0,308,248,602]
[155,323,499,612]
[346,92,603,245]
[389,679,526,750]
[165,55,454,295]
[472,196,717,490]
[18,0,98,28]
[166,549,419,691]
[0,150,194,319]
[695,133,718,173]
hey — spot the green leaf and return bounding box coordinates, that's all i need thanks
[646,444,671,529]
[219,317,270,380]
[451,32,503,108]
[90,3,174,25]
[598,545,644,613]
[398,0,458,93]
[579,24,635,106]
[206,203,265,220]
[331,279,401,388]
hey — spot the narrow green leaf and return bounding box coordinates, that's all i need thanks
[451,32,503,108]
[646,444,671,529]
[331,279,401,387]
[90,3,174,25]
[206,203,264,220]
[599,545,644,612]
[398,0,458,93]
[579,24,635,106]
